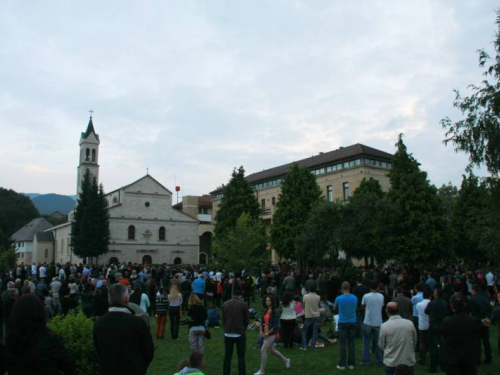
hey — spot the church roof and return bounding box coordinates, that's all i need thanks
[105,174,173,197]
[81,118,99,140]
[35,231,54,242]
[10,218,54,241]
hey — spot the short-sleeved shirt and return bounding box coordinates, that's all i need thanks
[362,292,384,327]
[335,294,358,324]
[193,278,206,294]
[411,292,423,317]
[416,299,430,330]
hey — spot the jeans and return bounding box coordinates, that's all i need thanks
[385,365,414,375]
[301,317,319,349]
[419,329,429,364]
[259,335,287,372]
[338,323,356,367]
[362,324,383,365]
[223,335,246,375]
[169,306,180,339]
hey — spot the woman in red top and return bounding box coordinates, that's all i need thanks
[253,295,290,375]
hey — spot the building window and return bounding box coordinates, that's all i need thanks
[199,206,208,214]
[159,226,166,241]
[272,197,276,205]
[128,225,136,240]
[92,149,96,162]
[261,199,266,211]
[343,182,350,200]
[327,185,333,202]
[85,148,90,161]
[145,202,150,207]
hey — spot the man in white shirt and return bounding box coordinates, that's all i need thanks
[485,271,495,296]
[416,291,431,366]
[39,264,47,279]
[361,280,384,366]
[379,302,417,375]
[300,284,321,350]
[31,263,37,278]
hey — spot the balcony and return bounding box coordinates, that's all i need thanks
[196,214,212,222]
[261,208,272,216]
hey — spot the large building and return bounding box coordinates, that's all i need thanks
[45,118,199,265]
[11,218,54,265]
[210,143,393,261]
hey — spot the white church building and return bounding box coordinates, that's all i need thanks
[47,118,199,265]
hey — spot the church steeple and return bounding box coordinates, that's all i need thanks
[77,114,100,197]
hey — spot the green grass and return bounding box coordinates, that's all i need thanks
[147,301,500,375]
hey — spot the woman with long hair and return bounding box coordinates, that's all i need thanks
[168,285,183,340]
[187,294,208,354]
[280,291,297,349]
[253,295,291,375]
[4,294,76,374]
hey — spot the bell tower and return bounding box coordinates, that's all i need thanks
[77,114,100,197]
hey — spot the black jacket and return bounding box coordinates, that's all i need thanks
[442,312,482,364]
[4,329,75,375]
[93,306,155,375]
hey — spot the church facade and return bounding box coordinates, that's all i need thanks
[47,118,199,265]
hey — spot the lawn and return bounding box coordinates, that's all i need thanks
[147,301,500,375]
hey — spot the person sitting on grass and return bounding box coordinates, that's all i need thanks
[174,351,205,375]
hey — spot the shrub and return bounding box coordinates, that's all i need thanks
[48,311,98,375]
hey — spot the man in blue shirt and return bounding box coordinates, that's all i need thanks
[334,281,358,370]
[193,274,206,303]
[411,283,424,352]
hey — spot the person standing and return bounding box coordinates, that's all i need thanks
[222,289,249,375]
[187,294,208,354]
[442,295,485,375]
[300,284,321,350]
[334,281,358,370]
[424,288,449,373]
[253,295,290,375]
[470,283,492,365]
[392,286,412,320]
[168,285,183,340]
[93,283,154,375]
[361,280,384,366]
[411,283,424,351]
[193,274,206,305]
[155,287,169,340]
[378,302,417,375]
[352,277,369,337]
[279,291,297,349]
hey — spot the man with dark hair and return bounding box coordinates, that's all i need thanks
[93,283,154,375]
[334,281,357,370]
[411,283,424,351]
[361,280,384,366]
[379,302,417,375]
[300,284,321,350]
[352,277,369,337]
[416,290,431,365]
[425,288,449,372]
[442,295,485,375]
[392,286,412,320]
[470,283,492,365]
[222,289,249,375]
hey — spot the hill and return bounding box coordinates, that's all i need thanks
[31,194,76,215]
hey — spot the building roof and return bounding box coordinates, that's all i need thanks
[10,218,54,241]
[35,231,54,242]
[172,194,213,211]
[211,143,393,194]
[106,174,173,197]
[81,117,99,140]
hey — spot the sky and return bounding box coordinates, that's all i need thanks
[0,0,497,197]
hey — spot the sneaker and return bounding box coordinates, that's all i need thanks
[253,371,265,375]
[348,365,354,370]
[285,359,291,369]
[336,365,346,370]
[299,347,307,351]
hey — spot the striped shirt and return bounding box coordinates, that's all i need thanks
[156,295,170,315]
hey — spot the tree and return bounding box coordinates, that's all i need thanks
[213,166,260,240]
[386,134,446,267]
[441,10,500,176]
[0,187,39,246]
[271,163,322,261]
[213,212,267,272]
[71,169,110,263]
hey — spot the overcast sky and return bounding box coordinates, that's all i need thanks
[0,1,497,197]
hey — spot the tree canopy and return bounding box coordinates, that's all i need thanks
[441,10,500,176]
[71,169,110,262]
[270,163,322,261]
[213,166,260,240]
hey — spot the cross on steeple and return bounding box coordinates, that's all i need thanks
[89,109,95,118]
[147,166,149,175]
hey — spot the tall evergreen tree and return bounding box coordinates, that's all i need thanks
[387,134,445,267]
[213,166,260,240]
[71,169,110,263]
[271,163,322,261]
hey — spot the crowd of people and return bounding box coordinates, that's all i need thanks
[0,261,499,374]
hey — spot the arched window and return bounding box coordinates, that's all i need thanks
[92,149,96,162]
[85,148,90,161]
[159,226,166,241]
[174,257,182,265]
[142,255,152,265]
[199,253,207,265]
[128,225,135,240]
[109,257,119,264]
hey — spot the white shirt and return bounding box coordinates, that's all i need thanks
[486,272,495,286]
[39,266,47,278]
[31,265,37,276]
[416,299,430,330]
[362,292,384,327]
